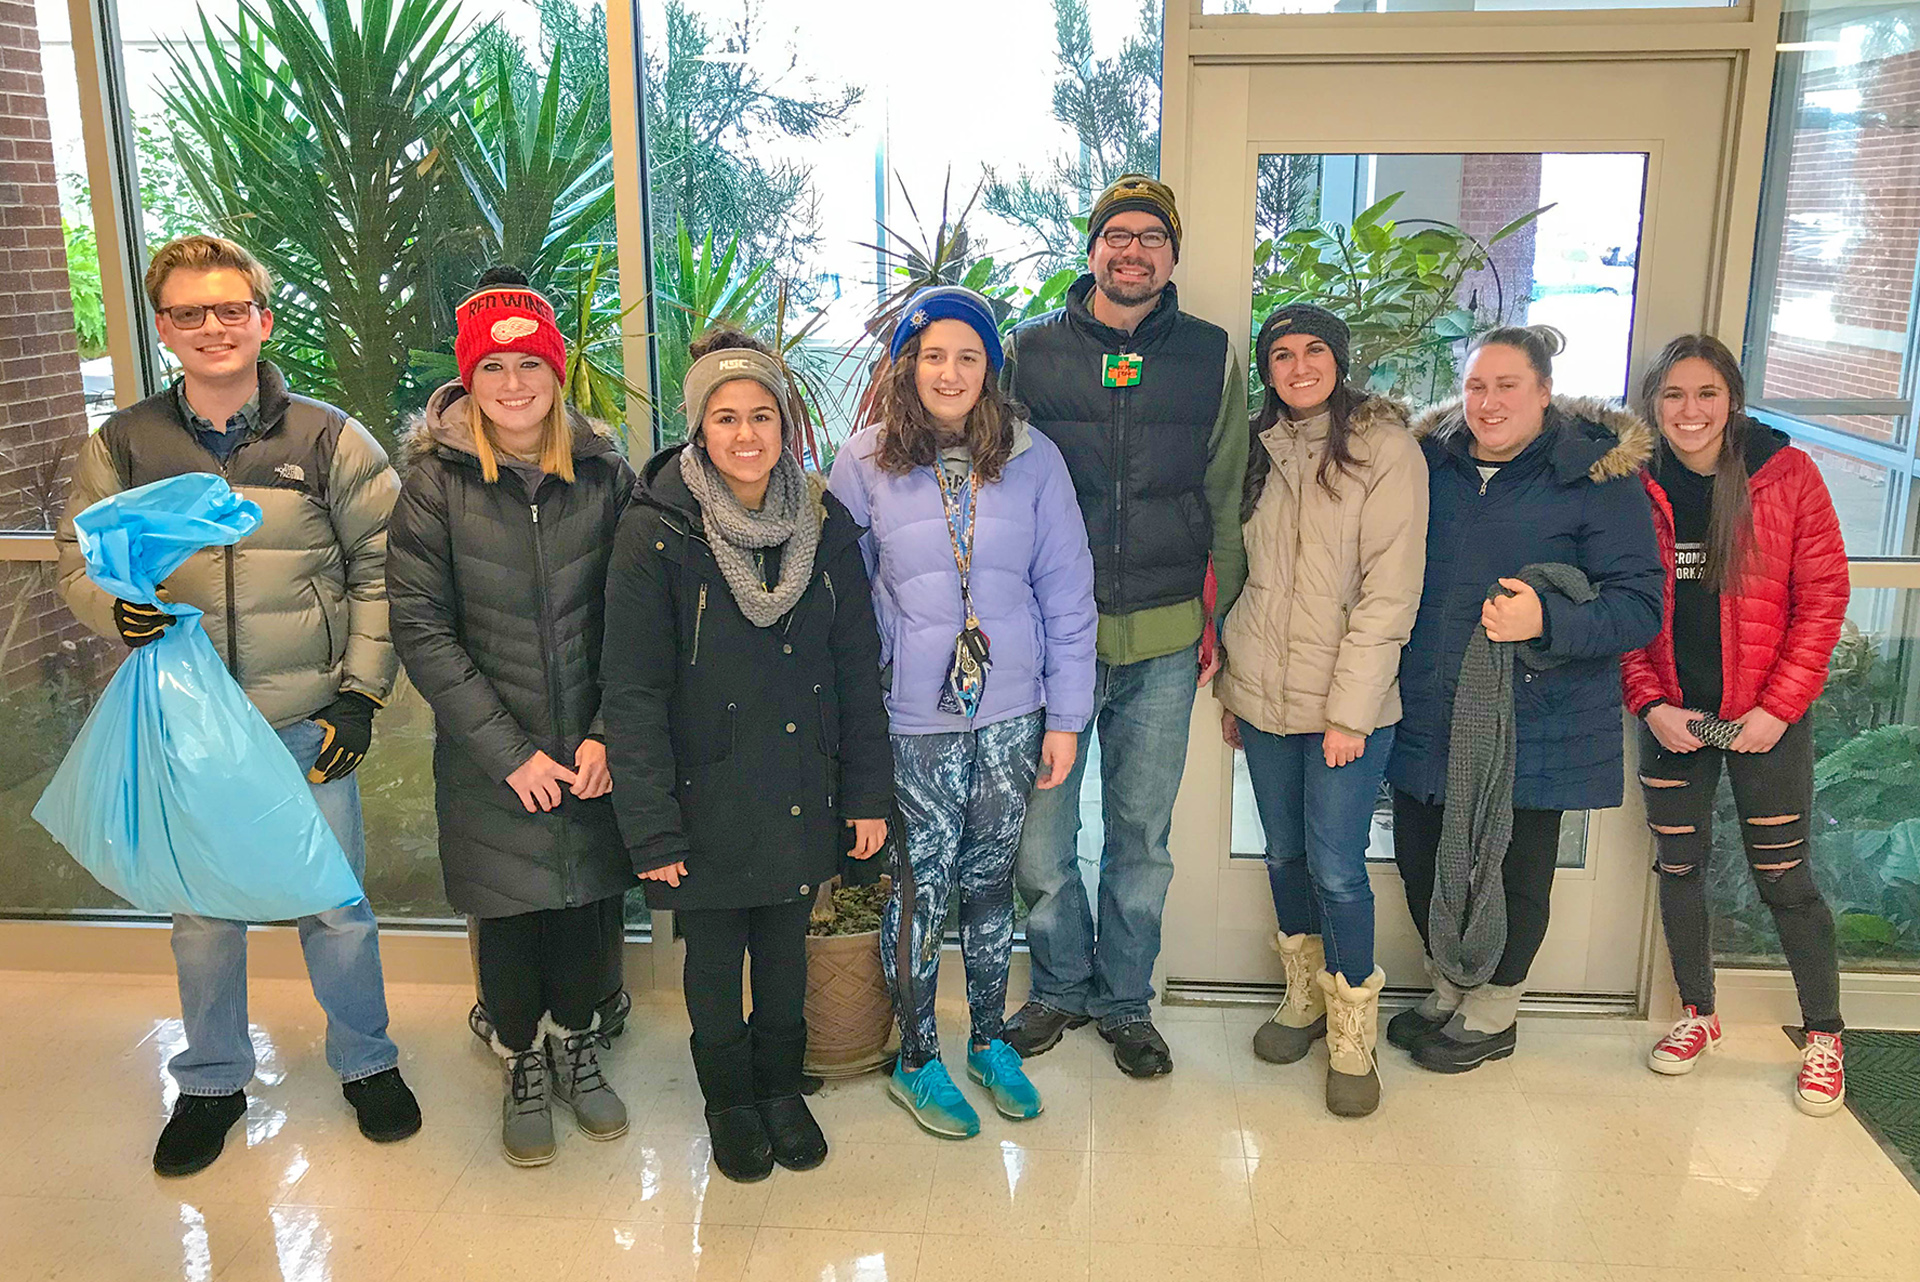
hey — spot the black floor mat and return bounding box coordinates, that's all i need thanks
[1786,1026,1920,1190]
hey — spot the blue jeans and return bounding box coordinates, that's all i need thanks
[884,712,1044,1070]
[1237,721,1394,985]
[168,718,399,1095]
[1014,643,1198,1029]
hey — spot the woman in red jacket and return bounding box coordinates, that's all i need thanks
[1621,334,1850,1115]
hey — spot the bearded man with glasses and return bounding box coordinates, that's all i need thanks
[1002,175,1248,1079]
[55,234,418,1177]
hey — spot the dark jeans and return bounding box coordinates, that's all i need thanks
[1392,790,1563,988]
[1637,718,1842,1033]
[476,894,623,1051]
[1238,721,1395,984]
[677,898,813,1051]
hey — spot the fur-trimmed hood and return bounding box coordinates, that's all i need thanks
[1411,394,1652,485]
[403,379,619,468]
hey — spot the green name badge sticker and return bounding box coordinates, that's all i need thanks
[1102,352,1143,388]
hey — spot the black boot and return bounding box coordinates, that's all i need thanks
[691,1032,774,1183]
[752,1020,827,1171]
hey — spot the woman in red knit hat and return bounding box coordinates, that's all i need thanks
[1622,334,1851,1115]
[388,267,639,1166]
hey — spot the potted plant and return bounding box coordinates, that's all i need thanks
[802,875,897,1078]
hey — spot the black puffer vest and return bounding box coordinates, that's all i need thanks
[1008,275,1228,614]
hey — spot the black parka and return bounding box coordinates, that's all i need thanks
[600,445,893,912]
[387,382,637,917]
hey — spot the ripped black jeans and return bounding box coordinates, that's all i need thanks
[1637,717,1842,1033]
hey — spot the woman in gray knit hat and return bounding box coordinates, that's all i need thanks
[600,327,894,1183]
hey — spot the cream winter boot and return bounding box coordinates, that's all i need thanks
[1317,967,1385,1117]
[1252,932,1327,1064]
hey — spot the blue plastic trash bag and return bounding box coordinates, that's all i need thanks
[33,472,366,921]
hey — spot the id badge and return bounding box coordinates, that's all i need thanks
[1102,352,1143,388]
[936,625,993,717]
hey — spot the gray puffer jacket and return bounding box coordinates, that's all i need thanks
[387,382,638,917]
[57,361,399,726]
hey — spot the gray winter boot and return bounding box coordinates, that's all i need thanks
[497,1040,556,1167]
[1413,982,1522,1074]
[1253,931,1327,1064]
[1317,967,1385,1117]
[547,1017,629,1142]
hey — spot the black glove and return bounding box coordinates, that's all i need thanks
[308,691,381,784]
[113,598,175,649]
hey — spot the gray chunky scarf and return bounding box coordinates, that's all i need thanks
[678,445,821,629]
[1429,561,1597,988]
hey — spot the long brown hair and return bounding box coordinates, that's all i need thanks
[1639,334,1752,593]
[1241,382,1370,522]
[873,331,1027,484]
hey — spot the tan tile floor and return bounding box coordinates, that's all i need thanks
[2,968,1915,1281]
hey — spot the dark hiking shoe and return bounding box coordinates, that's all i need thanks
[343,1067,422,1143]
[153,1090,247,1177]
[758,1095,828,1171]
[1100,1021,1174,1078]
[1001,1001,1089,1058]
[706,1105,775,1183]
[1412,1022,1517,1074]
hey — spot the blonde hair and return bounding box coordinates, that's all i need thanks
[144,235,273,309]
[462,391,575,485]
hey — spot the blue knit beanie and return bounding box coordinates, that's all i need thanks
[889,286,1005,371]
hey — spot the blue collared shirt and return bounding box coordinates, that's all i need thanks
[175,381,261,466]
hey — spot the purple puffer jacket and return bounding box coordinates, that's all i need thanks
[828,422,1096,736]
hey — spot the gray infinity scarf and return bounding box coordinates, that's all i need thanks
[678,445,820,629]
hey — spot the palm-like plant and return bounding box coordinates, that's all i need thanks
[446,41,617,296]
[162,0,475,442]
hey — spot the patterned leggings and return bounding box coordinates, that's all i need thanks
[882,710,1045,1070]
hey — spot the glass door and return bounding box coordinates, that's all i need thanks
[1158,50,1744,999]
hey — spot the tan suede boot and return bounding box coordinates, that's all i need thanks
[1252,932,1327,1064]
[1317,967,1385,1117]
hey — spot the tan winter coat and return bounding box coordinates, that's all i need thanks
[57,363,399,728]
[1218,396,1428,738]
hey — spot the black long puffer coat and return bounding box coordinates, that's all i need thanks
[388,382,638,917]
[600,444,893,912]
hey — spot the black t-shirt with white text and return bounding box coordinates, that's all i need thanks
[1659,445,1723,714]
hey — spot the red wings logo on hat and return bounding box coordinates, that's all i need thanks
[491,316,541,344]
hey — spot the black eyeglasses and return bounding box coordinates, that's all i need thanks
[1097,227,1171,250]
[158,301,261,329]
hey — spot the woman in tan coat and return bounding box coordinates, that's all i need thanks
[1219,303,1427,1116]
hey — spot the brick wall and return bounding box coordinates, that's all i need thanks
[0,0,100,689]
[1759,50,1920,443]
[1458,152,1542,325]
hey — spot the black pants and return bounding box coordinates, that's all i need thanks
[1637,718,1842,1033]
[1392,790,1564,988]
[476,895,622,1051]
[678,899,812,1049]
[470,893,626,1010]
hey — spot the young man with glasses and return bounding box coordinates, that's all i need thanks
[56,234,419,1175]
[1003,175,1248,1078]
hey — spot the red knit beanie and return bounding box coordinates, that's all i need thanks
[454,276,566,389]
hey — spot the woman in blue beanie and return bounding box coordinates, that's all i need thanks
[829,286,1097,1139]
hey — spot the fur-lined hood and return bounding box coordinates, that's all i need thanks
[1410,394,1652,485]
[403,379,619,468]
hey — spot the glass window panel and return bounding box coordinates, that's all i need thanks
[1252,152,1646,402]
[1799,438,1897,556]
[639,0,1163,446]
[1708,586,1920,973]
[1750,3,1920,451]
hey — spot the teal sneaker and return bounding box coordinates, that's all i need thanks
[887,1058,980,1139]
[967,1038,1044,1120]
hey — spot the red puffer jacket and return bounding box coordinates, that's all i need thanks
[1621,430,1849,723]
